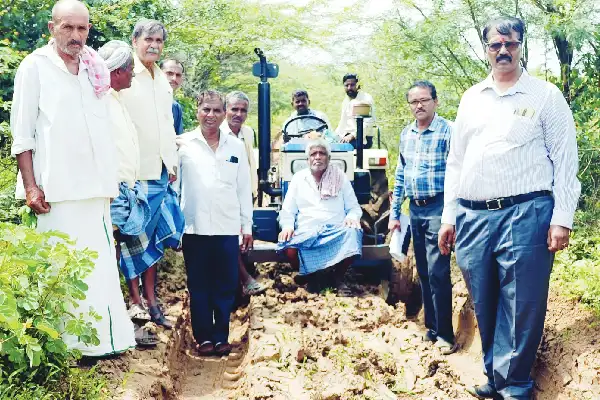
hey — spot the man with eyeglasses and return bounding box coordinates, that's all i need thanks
[438,17,580,400]
[389,80,455,355]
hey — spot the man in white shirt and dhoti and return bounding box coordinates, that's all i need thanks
[10,0,135,357]
[438,17,580,400]
[277,139,363,296]
[119,19,185,329]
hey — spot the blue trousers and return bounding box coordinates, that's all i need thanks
[409,196,454,343]
[182,234,239,344]
[455,196,554,398]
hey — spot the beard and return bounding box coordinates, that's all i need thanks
[346,90,358,99]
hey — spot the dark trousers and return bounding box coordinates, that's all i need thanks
[409,196,454,343]
[182,234,239,344]
[455,196,554,398]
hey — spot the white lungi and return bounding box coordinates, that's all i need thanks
[37,198,135,356]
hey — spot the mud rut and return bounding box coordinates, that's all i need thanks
[102,250,600,400]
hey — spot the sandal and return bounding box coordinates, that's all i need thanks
[195,341,215,356]
[134,325,160,348]
[435,337,458,355]
[214,342,232,356]
[128,303,151,322]
[243,279,267,296]
[336,283,353,297]
[148,305,173,329]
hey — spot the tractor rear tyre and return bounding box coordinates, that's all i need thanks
[360,170,390,245]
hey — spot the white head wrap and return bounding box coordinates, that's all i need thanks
[98,40,133,72]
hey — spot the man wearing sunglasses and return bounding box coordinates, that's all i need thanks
[438,17,580,400]
[389,80,455,355]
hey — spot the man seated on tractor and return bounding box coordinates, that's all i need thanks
[277,138,362,295]
[282,90,332,138]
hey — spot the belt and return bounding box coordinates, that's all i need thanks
[458,190,552,211]
[411,193,443,207]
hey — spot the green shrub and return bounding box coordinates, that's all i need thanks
[0,222,102,394]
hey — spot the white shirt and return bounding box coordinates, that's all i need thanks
[120,55,178,180]
[220,121,258,197]
[176,128,253,235]
[10,44,117,202]
[107,89,140,187]
[335,91,376,141]
[442,70,581,229]
[279,168,362,231]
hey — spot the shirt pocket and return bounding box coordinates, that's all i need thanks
[218,159,238,185]
[505,113,540,146]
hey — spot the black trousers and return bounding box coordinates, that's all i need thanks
[182,234,239,344]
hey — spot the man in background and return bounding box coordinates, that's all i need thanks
[160,58,185,135]
[335,73,376,147]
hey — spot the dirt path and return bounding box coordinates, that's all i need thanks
[102,251,600,399]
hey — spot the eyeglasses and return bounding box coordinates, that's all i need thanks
[408,98,433,107]
[486,41,521,53]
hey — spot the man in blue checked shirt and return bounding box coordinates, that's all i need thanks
[388,80,456,355]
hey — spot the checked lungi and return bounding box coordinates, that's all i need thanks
[110,181,151,236]
[119,167,185,280]
[277,224,362,275]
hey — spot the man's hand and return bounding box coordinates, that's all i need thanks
[438,223,456,256]
[547,225,570,253]
[168,173,177,183]
[278,228,294,242]
[344,218,361,229]
[240,234,254,253]
[340,133,355,143]
[25,185,51,215]
[388,219,401,232]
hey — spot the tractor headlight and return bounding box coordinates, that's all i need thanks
[291,160,347,174]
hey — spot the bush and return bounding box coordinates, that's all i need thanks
[0,222,103,397]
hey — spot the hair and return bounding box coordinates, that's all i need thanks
[196,90,226,111]
[291,89,309,101]
[406,80,437,100]
[159,58,185,73]
[225,91,250,110]
[482,16,526,43]
[305,138,331,158]
[98,40,134,72]
[342,73,358,84]
[132,19,167,42]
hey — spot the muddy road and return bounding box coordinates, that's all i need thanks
[99,250,600,400]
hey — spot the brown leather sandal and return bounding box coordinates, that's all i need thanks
[195,341,215,356]
[214,342,232,356]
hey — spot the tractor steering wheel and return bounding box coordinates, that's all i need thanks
[282,115,328,143]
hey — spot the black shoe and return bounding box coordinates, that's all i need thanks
[466,383,502,400]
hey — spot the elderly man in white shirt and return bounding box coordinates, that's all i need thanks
[98,41,162,348]
[220,91,268,297]
[10,0,135,357]
[277,139,362,296]
[335,73,376,147]
[438,17,580,400]
[119,19,184,329]
[177,90,253,357]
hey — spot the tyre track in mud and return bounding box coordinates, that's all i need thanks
[107,250,600,399]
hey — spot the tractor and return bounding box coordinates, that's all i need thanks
[248,49,415,306]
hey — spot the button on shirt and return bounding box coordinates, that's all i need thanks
[107,89,140,187]
[220,121,258,197]
[391,114,452,221]
[10,44,117,202]
[279,168,362,231]
[176,128,253,235]
[441,70,581,228]
[335,91,376,141]
[120,55,178,180]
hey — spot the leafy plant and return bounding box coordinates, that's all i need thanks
[0,222,100,390]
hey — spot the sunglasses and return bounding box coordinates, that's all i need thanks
[486,40,521,53]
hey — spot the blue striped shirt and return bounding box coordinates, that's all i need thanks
[391,114,452,220]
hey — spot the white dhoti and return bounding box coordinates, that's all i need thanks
[37,198,136,356]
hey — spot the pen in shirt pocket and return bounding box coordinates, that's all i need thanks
[228,156,239,163]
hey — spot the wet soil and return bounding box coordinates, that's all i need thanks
[99,250,600,400]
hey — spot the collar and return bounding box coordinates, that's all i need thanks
[220,121,245,138]
[35,43,86,74]
[480,68,530,96]
[189,127,229,146]
[133,53,158,75]
[410,113,441,133]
